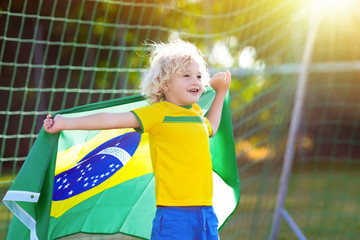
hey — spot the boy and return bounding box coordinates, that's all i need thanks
[44,39,231,239]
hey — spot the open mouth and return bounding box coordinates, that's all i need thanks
[187,89,199,93]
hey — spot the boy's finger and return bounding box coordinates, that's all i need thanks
[225,70,231,81]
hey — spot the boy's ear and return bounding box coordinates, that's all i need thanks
[162,82,169,92]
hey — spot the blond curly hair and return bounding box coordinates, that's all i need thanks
[140,39,210,104]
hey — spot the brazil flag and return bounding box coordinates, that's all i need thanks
[3,88,240,240]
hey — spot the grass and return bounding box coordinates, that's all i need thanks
[219,162,360,240]
[0,163,359,239]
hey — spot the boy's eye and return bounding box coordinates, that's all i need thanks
[197,75,202,79]
[184,74,190,77]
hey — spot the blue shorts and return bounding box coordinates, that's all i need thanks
[151,206,219,240]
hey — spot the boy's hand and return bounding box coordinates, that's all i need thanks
[43,114,64,133]
[210,70,231,95]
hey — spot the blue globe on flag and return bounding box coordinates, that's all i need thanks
[52,132,141,201]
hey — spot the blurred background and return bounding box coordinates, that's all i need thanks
[0,0,359,239]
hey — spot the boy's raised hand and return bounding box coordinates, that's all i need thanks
[43,114,64,134]
[206,70,231,136]
[210,70,231,94]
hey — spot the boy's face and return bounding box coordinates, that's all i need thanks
[163,60,203,106]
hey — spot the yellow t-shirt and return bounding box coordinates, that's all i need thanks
[131,101,213,206]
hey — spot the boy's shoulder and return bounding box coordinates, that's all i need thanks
[192,103,201,112]
[134,100,166,113]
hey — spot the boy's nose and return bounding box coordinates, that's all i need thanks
[191,76,200,84]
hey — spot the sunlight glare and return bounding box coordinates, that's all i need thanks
[310,0,356,16]
[209,41,234,68]
[238,46,256,69]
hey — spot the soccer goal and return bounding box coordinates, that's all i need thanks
[1,0,359,239]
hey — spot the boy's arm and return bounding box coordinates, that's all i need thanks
[43,112,141,134]
[206,70,231,137]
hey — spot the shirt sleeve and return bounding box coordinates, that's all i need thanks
[193,104,213,137]
[131,103,165,134]
[203,116,213,137]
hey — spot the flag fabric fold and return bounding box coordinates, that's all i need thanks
[3,88,240,240]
